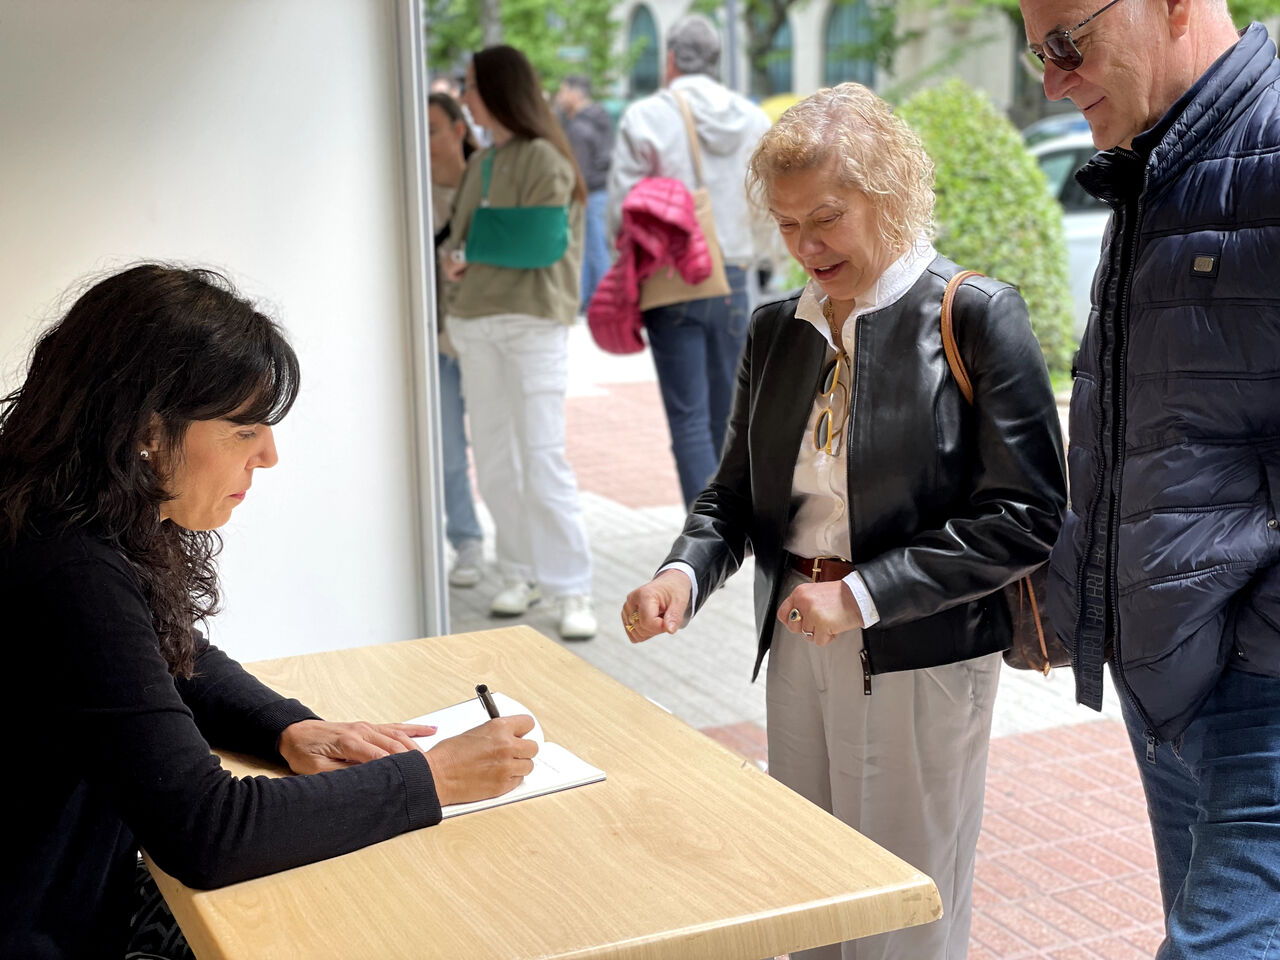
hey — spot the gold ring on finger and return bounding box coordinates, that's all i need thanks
[628,611,640,624]
[788,608,801,622]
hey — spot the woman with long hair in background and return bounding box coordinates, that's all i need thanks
[442,45,597,640]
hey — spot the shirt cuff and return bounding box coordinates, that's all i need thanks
[843,571,881,628]
[656,561,697,627]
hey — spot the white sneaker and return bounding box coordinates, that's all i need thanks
[490,581,540,617]
[448,540,484,588]
[557,595,597,641]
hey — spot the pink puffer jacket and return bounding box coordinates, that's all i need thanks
[587,177,712,354]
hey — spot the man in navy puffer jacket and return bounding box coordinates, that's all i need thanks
[1020,1,1280,955]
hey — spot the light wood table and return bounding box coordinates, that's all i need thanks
[150,626,940,959]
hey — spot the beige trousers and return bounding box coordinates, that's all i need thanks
[766,583,1001,960]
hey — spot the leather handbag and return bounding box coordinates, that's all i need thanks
[638,90,732,311]
[941,270,1070,675]
[464,149,570,270]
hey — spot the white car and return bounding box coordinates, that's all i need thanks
[1030,132,1110,338]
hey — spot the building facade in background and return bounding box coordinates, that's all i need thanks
[617,0,1020,113]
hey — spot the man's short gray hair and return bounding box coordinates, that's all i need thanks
[667,14,720,76]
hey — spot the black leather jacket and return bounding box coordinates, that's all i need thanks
[662,255,1067,684]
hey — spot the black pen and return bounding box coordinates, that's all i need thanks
[475,683,500,719]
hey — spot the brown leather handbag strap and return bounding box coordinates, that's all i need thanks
[945,276,1055,676]
[1017,576,1052,677]
[941,269,984,406]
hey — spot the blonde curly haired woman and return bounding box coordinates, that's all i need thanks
[622,84,1066,959]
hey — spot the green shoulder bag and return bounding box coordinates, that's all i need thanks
[464,148,570,270]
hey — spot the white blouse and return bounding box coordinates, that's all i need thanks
[667,239,937,629]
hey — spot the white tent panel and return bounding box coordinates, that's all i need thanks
[0,0,444,660]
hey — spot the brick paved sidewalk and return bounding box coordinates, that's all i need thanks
[705,719,1164,960]
[448,327,1167,959]
[971,721,1163,959]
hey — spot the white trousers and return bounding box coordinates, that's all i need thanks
[766,580,1000,960]
[445,313,592,596]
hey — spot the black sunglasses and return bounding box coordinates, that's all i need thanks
[1028,0,1127,71]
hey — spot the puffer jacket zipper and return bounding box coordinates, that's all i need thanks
[1072,212,1122,710]
[1104,155,1162,759]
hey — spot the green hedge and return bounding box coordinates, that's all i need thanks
[898,79,1075,377]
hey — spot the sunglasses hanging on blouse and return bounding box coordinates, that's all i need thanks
[814,351,851,456]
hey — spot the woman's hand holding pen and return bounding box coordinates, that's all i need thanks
[277,719,439,774]
[776,580,865,647]
[425,716,540,805]
[621,569,691,643]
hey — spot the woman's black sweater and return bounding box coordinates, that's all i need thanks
[1,531,441,959]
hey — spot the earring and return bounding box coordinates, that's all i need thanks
[139,449,151,461]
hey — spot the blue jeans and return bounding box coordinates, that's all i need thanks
[643,265,750,507]
[580,189,610,308]
[437,352,483,548]
[1117,663,1280,959]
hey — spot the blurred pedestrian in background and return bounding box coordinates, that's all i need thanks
[428,91,485,588]
[429,74,461,98]
[607,14,773,508]
[433,71,488,147]
[556,75,615,310]
[442,46,597,641]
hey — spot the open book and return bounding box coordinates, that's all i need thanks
[407,692,605,818]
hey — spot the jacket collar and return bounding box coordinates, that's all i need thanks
[1079,23,1278,202]
[794,239,937,348]
[1136,23,1275,182]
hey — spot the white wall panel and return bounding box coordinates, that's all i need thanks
[0,0,439,660]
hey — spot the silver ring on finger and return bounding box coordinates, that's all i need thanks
[803,629,814,638]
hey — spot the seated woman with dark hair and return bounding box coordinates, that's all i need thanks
[0,264,538,959]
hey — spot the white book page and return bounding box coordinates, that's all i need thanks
[406,692,544,746]
[406,692,605,818]
[437,742,605,817]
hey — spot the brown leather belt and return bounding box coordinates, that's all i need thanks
[791,555,856,582]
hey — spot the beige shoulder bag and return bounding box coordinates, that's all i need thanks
[638,90,733,311]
